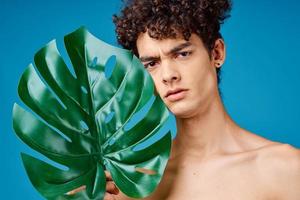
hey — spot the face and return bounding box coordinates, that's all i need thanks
[136,32,224,118]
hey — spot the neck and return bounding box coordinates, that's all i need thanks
[170,93,242,161]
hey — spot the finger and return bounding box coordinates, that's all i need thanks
[105,170,113,181]
[103,192,116,200]
[66,185,86,195]
[106,181,119,195]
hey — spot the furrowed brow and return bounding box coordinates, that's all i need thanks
[139,42,192,62]
[139,56,160,63]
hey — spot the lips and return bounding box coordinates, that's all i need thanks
[165,88,188,102]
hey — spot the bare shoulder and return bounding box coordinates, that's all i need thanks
[256,142,300,199]
[257,142,300,170]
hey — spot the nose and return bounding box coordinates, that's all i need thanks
[161,60,181,85]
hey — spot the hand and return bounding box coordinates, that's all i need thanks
[104,170,120,200]
[67,171,119,200]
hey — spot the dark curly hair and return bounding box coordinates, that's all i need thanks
[113,0,232,85]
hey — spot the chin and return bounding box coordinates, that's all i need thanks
[167,102,199,119]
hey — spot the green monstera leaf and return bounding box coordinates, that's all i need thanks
[12,27,172,200]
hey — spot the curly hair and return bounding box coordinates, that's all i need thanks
[113,0,232,84]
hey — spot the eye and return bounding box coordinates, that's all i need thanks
[176,51,192,58]
[144,61,159,69]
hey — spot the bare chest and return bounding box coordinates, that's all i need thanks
[142,157,273,200]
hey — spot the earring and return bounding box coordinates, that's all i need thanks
[215,62,222,67]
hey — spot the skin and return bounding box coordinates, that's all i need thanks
[69,32,300,199]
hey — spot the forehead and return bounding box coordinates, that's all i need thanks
[136,32,203,57]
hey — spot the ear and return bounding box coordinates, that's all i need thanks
[211,38,226,68]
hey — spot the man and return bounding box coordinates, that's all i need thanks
[71,0,300,199]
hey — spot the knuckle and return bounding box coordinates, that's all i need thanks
[106,181,119,194]
[103,193,116,200]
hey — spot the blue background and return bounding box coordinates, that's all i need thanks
[1,0,299,199]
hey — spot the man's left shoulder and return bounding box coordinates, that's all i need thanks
[258,142,300,170]
[257,142,300,198]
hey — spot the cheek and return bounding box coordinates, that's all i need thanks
[187,59,218,101]
[197,68,219,106]
[188,60,210,86]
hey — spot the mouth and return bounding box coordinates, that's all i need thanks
[165,89,188,102]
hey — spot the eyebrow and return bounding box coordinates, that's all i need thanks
[139,42,192,62]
